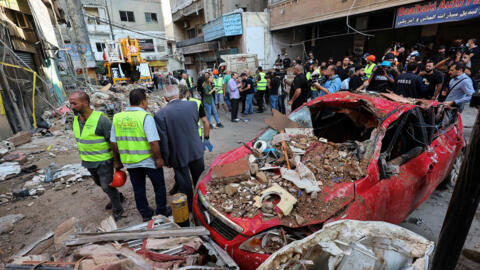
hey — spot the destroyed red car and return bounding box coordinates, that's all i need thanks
[193,92,464,270]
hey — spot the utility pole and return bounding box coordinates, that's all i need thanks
[65,0,90,83]
[104,0,114,41]
[431,93,480,269]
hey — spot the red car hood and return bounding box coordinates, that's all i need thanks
[197,141,355,236]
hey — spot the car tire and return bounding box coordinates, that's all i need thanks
[439,147,465,189]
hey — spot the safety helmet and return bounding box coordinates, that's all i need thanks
[111,170,127,188]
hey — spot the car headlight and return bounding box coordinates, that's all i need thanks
[239,228,295,254]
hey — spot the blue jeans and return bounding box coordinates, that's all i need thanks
[204,102,220,124]
[127,167,167,219]
[269,95,279,112]
[225,94,232,111]
[244,93,254,114]
[311,90,320,99]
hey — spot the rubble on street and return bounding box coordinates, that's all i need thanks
[204,129,369,225]
[4,215,239,270]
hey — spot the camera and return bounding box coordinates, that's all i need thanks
[374,66,387,76]
[446,45,468,57]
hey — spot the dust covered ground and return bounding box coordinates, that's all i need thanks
[0,101,479,269]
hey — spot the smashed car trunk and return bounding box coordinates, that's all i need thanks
[257,220,434,270]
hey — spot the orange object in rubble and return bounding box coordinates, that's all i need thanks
[110,170,127,187]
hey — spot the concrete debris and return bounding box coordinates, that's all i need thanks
[258,220,434,270]
[0,151,27,164]
[8,131,31,147]
[0,162,21,181]
[211,158,250,184]
[260,184,297,216]
[0,214,24,234]
[0,141,14,157]
[204,129,368,224]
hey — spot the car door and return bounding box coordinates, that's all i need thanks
[375,108,436,224]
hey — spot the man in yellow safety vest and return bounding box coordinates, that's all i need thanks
[213,70,228,113]
[69,91,126,220]
[365,54,376,80]
[111,88,170,222]
[256,66,268,113]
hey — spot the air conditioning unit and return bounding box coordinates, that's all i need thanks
[183,21,190,29]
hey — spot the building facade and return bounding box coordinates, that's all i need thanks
[170,0,271,80]
[268,0,480,62]
[0,0,66,138]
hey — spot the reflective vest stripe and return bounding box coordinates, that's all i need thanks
[365,64,376,79]
[257,72,267,91]
[118,149,152,155]
[80,149,112,155]
[113,110,152,164]
[116,136,148,142]
[75,138,107,144]
[188,77,193,88]
[213,77,224,94]
[73,111,113,162]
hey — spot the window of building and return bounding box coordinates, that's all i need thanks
[84,7,100,24]
[145,12,158,23]
[187,28,196,39]
[96,42,106,52]
[119,11,135,22]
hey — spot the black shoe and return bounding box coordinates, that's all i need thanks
[105,193,126,210]
[157,206,172,217]
[113,209,127,221]
[142,216,152,222]
[169,184,179,195]
[217,123,224,128]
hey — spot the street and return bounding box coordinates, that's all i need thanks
[0,99,478,269]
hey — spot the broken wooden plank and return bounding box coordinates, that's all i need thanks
[264,109,299,132]
[12,231,54,258]
[65,227,209,246]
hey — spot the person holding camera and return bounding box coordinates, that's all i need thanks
[365,61,395,93]
[312,65,342,97]
[393,62,427,98]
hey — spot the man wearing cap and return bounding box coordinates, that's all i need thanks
[366,61,395,93]
[111,88,170,222]
[364,55,376,80]
[69,91,126,220]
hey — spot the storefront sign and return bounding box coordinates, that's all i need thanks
[138,39,155,52]
[203,13,242,41]
[395,0,480,28]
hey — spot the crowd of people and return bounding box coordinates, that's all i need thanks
[167,37,478,133]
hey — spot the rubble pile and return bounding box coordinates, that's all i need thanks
[5,216,238,269]
[204,129,369,226]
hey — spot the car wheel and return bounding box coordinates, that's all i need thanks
[440,147,465,188]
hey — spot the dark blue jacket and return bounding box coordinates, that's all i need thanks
[154,100,204,168]
[393,72,427,98]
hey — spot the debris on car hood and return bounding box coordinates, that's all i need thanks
[257,220,434,270]
[202,103,379,228]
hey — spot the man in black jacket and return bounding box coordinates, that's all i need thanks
[154,85,205,210]
[394,62,427,98]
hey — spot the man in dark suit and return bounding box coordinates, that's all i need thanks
[154,85,205,210]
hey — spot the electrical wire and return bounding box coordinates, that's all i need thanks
[346,0,374,37]
[84,15,170,40]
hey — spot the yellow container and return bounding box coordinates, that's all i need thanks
[172,193,189,224]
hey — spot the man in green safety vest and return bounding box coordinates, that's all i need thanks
[365,54,376,80]
[213,70,228,113]
[69,91,126,221]
[111,88,171,222]
[256,66,268,113]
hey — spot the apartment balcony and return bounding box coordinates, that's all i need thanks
[171,0,203,22]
